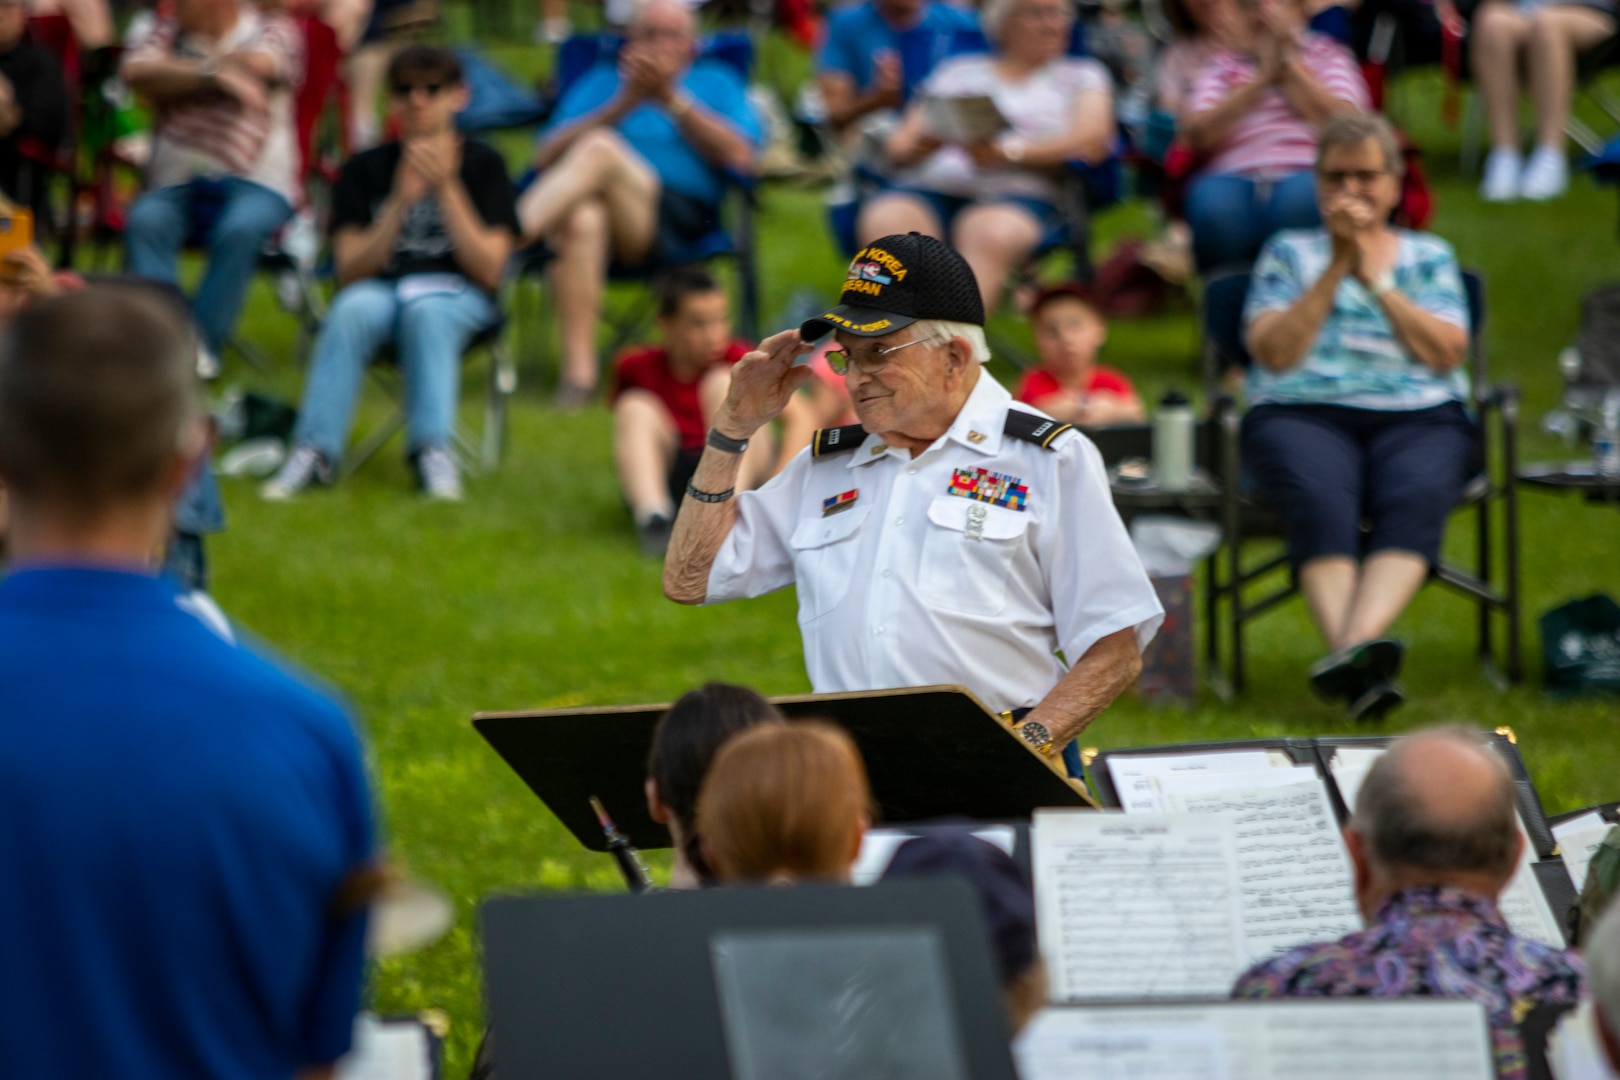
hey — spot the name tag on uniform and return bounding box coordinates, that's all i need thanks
[947,467,1029,512]
[822,489,858,516]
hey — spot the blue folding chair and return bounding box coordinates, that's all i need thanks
[515,31,760,374]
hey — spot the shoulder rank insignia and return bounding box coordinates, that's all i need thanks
[811,424,868,457]
[1003,410,1074,450]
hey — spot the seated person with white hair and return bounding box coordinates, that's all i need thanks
[515,0,762,407]
[1233,726,1584,1080]
[857,0,1114,312]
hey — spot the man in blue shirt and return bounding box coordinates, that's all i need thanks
[0,285,377,1080]
[815,0,978,136]
[515,0,761,406]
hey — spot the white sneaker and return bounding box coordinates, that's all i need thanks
[1520,147,1569,201]
[260,444,331,500]
[416,446,463,502]
[1480,148,1523,202]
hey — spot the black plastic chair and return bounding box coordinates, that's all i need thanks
[1208,267,1522,693]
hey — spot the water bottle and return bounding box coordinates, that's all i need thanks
[1595,390,1620,480]
[1154,390,1195,492]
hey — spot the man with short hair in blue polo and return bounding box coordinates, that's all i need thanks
[0,284,377,1079]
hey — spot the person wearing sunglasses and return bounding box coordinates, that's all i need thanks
[663,232,1162,771]
[263,45,519,502]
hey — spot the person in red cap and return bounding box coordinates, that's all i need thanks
[1014,283,1145,427]
[663,233,1163,771]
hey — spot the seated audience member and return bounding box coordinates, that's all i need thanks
[1233,726,1584,1080]
[1242,113,1473,719]
[119,0,303,360]
[0,0,68,218]
[1467,0,1614,202]
[262,45,517,502]
[1137,0,1242,281]
[1154,0,1243,121]
[1013,282,1145,425]
[611,266,791,554]
[645,681,786,888]
[882,831,1049,1036]
[860,0,1115,311]
[696,721,872,885]
[814,0,978,139]
[1179,0,1368,274]
[516,0,762,407]
[0,285,377,1079]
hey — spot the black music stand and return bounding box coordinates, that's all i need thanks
[474,684,1097,852]
[482,879,1020,1080]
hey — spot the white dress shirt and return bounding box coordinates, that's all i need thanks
[705,371,1164,713]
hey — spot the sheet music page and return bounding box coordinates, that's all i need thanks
[1498,839,1567,947]
[1105,751,1283,813]
[1014,1008,1232,1080]
[1258,999,1495,1078]
[1014,1001,1494,1080]
[1155,768,1362,966]
[1325,745,1387,811]
[1032,811,1245,1001]
[334,1014,434,1080]
[850,826,1017,887]
[1553,813,1612,894]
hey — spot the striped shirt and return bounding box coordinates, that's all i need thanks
[125,7,302,201]
[1185,33,1369,177]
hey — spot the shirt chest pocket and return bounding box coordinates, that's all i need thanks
[918,495,1031,616]
[788,505,870,622]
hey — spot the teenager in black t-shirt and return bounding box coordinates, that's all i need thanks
[264,44,518,501]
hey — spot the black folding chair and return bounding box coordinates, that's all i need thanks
[1208,268,1522,693]
[341,318,516,478]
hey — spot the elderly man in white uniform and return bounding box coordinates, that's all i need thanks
[664,232,1162,771]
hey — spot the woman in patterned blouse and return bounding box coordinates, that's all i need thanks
[1240,113,1475,720]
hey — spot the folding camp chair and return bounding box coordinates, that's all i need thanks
[513,31,760,377]
[1205,268,1522,693]
[340,318,517,478]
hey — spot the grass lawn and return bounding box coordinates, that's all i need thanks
[193,43,1620,1073]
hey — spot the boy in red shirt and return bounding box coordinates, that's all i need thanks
[612,266,789,555]
[1014,283,1146,427]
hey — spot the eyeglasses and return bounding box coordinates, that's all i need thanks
[826,335,933,376]
[1318,169,1389,187]
[391,81,446,98]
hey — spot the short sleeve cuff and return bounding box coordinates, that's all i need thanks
[1060,600,1166,668]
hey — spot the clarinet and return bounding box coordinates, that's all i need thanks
[589,796,654,893]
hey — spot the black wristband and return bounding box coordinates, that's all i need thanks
[706,428,750,454]
[685,482,736,504]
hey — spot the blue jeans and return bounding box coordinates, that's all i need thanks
[124,176,293,355]
[293,278,500,463]
[1184,171,1320,274]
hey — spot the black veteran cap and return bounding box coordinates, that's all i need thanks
[800,232,986,341]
